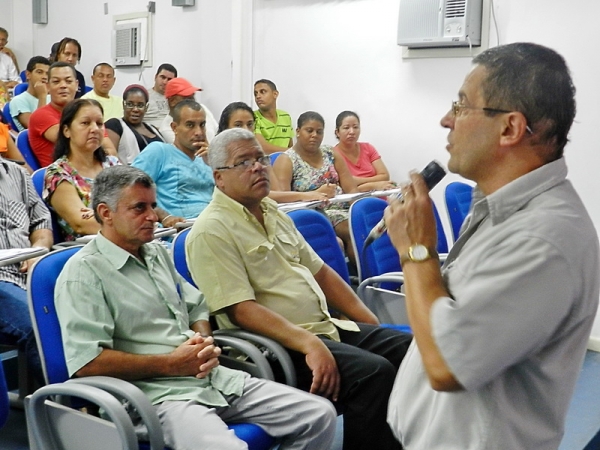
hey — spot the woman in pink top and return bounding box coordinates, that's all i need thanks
[334,111,396,192]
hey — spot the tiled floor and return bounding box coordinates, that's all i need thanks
[2,351,600,449]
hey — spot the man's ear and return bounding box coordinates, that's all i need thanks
[213,170,225,189]
[96,203,112,225]
[499,112,530,147]
[273,90,279,100]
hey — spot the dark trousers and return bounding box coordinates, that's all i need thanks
[288,323,412,450]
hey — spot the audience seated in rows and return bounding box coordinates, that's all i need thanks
[132,99,211,221]
[53,164,337,449]
[273,111,359,263]
[105,84,165,164]
[217,101,327,204]
[187,128,411,450]
[0,152,52,385]
[9,56,50,132]
[29,62,116,167]
[82,63,123,120]
[144,63,177,128]
[159,77,218,144]
[334,110,396,192]
[253,79,293,154]
[0,27,20,73]
[52,37,85,99]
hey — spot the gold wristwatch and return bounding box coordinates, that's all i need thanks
[400,244,437,265]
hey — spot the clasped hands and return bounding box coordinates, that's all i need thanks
[172,333,221,379]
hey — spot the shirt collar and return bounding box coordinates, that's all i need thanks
[94,231,159,270]
[212,187,277,222]
[0,157,9,174]
[472,157,568,225]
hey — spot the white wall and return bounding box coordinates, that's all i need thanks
[4,0,600,340]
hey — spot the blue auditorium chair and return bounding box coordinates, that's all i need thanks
[269,151,283,166]
[2,102,19,132]
[27,246,276,450]
[31,168,64,246]
[13,82,27,96]
[444,181,473,242]
[349,196,448,282]
[16,130,41,171]
[288,208,412,332]
[0,360,9,430]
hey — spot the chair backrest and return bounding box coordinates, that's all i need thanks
[349,197,448,281]
[287,208,351,284]
[171,227,196,287]
[445,181,473,242]
[28,246,82,384]
[20,70,26,82]
[2,102,19,132]
[16,130,41,171]
[269,152,283,166]
[349,197,401,281]
[0,360,9,429]
[14,83,28,96]
[32,168,64,245]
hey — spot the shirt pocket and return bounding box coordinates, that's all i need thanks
[276,231,301,264]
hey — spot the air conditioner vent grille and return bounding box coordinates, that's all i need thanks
[445,0,467,18]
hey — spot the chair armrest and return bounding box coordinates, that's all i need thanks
[26,382,139,450]
[357,274,409,325]
[214,329,297,387]
[213,335,275,381]
[357,273,405,298]
[67,376,164,450]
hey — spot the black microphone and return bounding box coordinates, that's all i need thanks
[363,160,447,249]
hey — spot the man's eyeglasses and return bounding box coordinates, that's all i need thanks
[124,101,148,110]
[216,156,271,171]
[451,101,533,134]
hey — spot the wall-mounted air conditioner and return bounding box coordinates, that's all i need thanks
[113,22,142,66]
[397,0,483,49]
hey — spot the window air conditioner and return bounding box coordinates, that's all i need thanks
[397,0,483,49]
[113,23,142,66]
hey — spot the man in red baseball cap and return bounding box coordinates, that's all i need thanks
[159,77,218,144]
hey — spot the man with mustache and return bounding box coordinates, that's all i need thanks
[187,128,412,450]
[384,42,599,449]
[132,99,214,220]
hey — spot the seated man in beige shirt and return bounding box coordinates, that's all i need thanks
[187,128,412,450]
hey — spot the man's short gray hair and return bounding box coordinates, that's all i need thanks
[92,166,155,224]
[208,128,260,170]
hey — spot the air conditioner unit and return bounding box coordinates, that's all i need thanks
[397,0,483,49]
[113,22,142,66]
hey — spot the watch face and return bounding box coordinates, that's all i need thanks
[410,245,429,261]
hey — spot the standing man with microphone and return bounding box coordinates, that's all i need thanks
[385,43,599,450]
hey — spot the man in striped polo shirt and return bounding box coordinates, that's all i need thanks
[253,79,294,154]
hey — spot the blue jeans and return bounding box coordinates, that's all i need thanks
[0,280,43,384]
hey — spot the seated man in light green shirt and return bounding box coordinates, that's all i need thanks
[54,165,336,450]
